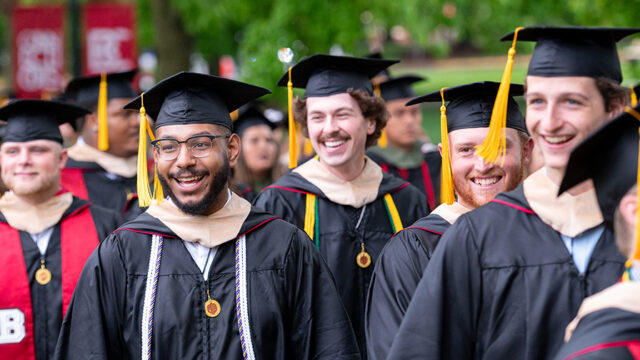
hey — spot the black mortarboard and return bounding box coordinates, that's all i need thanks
[406,81,527,133]
[276,54,398,97]
[559,106,640,226]
[65,69,138,106]
[501,26,640,83]
[367,52,391,81]
[123,72,271,130]
[408,81,527,205]
[0,100,90,144]
[233,103,278,136]
[379,75,425,102]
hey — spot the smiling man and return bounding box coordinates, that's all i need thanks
[61,70,142,220]
[253,54,428,357]
[54,72,360,360]
[0,100,122,360]
[365,81,532,360]
[387,26,638,360]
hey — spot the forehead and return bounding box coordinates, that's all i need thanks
[306,93,361,113]
[155,123,223,139]
[448,127,490,145]
[0,139,61,149]
[525,76,598,96]
[449,127,521,145]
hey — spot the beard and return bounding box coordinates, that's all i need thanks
[158,156,230,216]
[455,162,525,209]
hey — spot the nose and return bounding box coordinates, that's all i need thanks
[173,143,197,168]
[323,115,340,133]
[473,153,494,173]
[17,148,31,165]
[540,102,564,133]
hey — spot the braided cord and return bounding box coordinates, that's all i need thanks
[141,235,164,360]
[235,235,256,360]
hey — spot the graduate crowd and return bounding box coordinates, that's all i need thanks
[2,25,640,360]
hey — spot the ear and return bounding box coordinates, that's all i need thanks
[521,137,534,166]
[438,142,443,156]
[58,147,68,169]
[607,96,626,120]
[366,117,376,136]
[619,192,637,230]
[85,113,98,129]
[227,133,240,167]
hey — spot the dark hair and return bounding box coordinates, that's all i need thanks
[292,88,390,147]
[594,77,630,112]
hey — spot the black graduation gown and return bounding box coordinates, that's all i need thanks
[387,185,626,360]
[253,171,428,357]
[54,209,360,360]
[366,149,441,210]
[0,197,122,360]
[62,158,144,220]
[365,213,450,360]
[554,308,640,360]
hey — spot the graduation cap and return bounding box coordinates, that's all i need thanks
[122,71,271,207]
[477,26,640,168]
[558,105,640,271]
[367,52,391,82]
[64,70,138,152]
[0,100,90,144]
[406,81,526,205]
[233,102,279,137]
[379,75,425,102]
[276,54,398,167]
[501,26,640,83]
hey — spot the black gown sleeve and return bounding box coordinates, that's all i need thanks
[554,308,640,360]
[365,229,438,360]
[387,216,482,359]
[54,233,128,359]
[284,228,361,359]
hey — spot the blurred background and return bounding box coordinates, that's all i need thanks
[2,0,640,141]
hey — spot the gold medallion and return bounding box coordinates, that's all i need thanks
[356,243,371,268]
[204,290,221,317]
[35,260,51,285]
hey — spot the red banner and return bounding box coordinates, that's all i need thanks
[83,3,137,76]
[12,5,66,99]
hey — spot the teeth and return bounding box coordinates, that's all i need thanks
[544,135,572,144]
[325,140,345,148]
[177,176,202,183]
[472,177,500,186]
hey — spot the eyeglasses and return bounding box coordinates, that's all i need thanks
[151,135,229,160]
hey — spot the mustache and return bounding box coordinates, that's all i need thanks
[317,131,350,143]
[169,169,209,179]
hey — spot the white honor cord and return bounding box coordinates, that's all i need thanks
[236,235,256,360]
[141,235,163,360]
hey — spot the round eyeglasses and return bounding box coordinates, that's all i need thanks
[151,135,230,160]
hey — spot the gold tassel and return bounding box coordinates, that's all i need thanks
[230,110,239,121]
[379,130,388,148]
[439,88,455,205]
[624,106,640,262]
[475,27,524,166]
[303,138,314,157]
[631,86,638,107]
[98,73,109,151]
[137,93,153,207]
[287,66,297,168]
